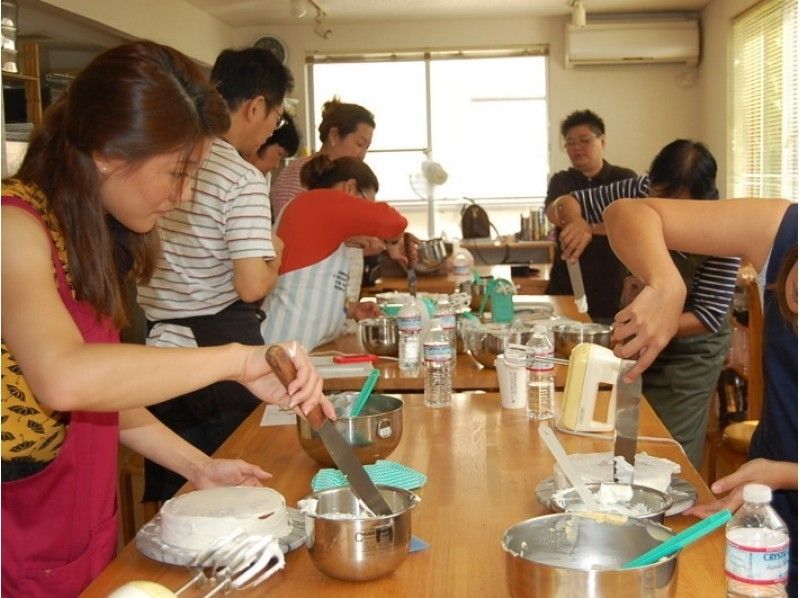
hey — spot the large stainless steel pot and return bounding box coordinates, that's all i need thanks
[415,238,451,273]
[297,393,403,467]
[301,485,420,581]
[502,513,679,597]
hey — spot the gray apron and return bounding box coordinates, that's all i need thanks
[633,252,730,469]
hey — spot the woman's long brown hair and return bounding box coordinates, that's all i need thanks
[10,41,230,327]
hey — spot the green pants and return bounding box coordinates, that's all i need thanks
[643,325,730,470]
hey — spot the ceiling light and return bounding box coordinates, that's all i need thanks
[289,0,307,18]
[313,7,332,39]
[571,0,586,27]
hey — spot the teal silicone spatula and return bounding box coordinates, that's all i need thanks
[622,509,732,569]
[350,368,381,417]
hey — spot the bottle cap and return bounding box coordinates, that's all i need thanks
[742,483,772,503]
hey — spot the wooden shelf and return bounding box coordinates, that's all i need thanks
[2,71,38,82]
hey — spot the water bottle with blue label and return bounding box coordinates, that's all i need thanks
[423,319,452,408]
[433,294,457,364]
[397,296,423,376]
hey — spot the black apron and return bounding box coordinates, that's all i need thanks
[143,300,265,502]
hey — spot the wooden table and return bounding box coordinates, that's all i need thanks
[364,264,551,296]
[318,295,588,393]
[85,393,725,597]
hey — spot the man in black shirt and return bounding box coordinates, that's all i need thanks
[545,110,636,322]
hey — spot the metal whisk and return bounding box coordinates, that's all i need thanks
[175,529,285,596]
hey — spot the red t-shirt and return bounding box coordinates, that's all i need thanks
[277,188,407,274]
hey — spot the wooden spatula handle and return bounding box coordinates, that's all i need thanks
[265,345,326,431]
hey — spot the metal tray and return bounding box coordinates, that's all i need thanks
[535,476,698,517]
[136,507,305,566]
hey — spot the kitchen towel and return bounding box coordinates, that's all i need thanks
[311,460,427,492]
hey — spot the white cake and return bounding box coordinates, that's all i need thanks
[553,452,680,493]
[160,487,291,551]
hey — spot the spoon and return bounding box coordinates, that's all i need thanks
[538,424,601,512]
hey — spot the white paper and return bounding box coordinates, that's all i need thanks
[260,404,297,427]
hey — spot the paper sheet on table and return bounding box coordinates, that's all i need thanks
[310,355,374,379]
[260,404,297,427]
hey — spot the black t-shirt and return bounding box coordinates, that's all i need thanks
[545,161,637,321]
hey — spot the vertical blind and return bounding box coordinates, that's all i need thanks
[731,0,798,199]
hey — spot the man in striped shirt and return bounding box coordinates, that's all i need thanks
[548,139,740,469]
[136,47,294,501]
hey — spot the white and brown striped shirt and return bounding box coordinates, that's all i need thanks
[138,138,276,331]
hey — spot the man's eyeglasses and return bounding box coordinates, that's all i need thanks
[563,135,599,149]
[272,107,286,130]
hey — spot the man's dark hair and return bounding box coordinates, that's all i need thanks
[210,47,294,111]
[257,113,300,158]
[560,109,605,137]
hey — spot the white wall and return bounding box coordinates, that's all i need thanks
[40,0,234,67]
[699,0,758,198]
[233,15,703,180]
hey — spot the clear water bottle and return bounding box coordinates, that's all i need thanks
[526,325,555,420]
[397,296,422,376]
[423,320,452,408]
[726,484,790,597]
[433,294,457,364]
[449,240,475,286]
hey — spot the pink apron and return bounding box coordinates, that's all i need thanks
[1,197,120,597]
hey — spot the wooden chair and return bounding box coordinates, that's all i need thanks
[709,274,763,483]
[118,449,161,545]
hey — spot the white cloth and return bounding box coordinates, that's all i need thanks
[261,244,350,350]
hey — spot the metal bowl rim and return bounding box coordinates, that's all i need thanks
[501,513,679,571]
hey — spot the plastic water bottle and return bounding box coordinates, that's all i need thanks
[449,240,475,286]
[433,294,457,364]
[423,320,452,408]
[397,296,422,376]
[726,484,790,597]
[526,325,555,420]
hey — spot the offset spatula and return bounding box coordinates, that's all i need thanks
[403,232,417,297]
[264,345,394,516]
[613,360,641,479]
[556,203,588,313]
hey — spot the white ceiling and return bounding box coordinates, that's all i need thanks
[183,0,711,26]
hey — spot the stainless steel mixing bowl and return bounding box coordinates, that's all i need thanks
[464,322,537,369]
[552,322,612,358]
[359,317,398,357]
[301,485,420,581]
[502,513,678,597]
[296,393,403,467]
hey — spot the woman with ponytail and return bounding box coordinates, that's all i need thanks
[1,41,329,595]
[261,154,414,350]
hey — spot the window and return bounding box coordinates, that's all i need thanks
[731,0,798,199]
[308,50,549,237]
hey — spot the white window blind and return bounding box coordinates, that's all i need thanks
[731,0,798,200]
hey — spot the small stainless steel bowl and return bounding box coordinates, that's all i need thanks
[502,513,678,598]
[415,238,451,273]
[549,483,673,524]
[359,317,398,357]
[296,393,404,467]
[301,485,420,581]
[552,322,612,358]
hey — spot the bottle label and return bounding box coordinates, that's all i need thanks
[437,314,456,330]
[527,347,554,372]
[725,529,790,585]
[397,314,422,332]
[423,342,452,362]
[453,264,471,276]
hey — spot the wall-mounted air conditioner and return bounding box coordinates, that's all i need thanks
[565,18,700,68]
